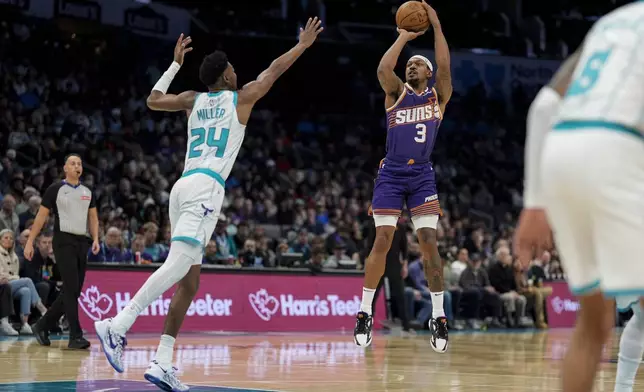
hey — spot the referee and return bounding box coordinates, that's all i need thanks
[24,153,100,349]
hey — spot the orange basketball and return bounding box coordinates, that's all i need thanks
[395,1,430,32]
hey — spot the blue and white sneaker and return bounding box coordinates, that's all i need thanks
[95,318,127,373]
[144,360,190,392]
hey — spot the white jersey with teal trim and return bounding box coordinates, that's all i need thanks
[184,90,246,181]
[556,2,644,135]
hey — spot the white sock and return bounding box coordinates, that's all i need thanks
[615,308,644,392]
[0,317,8,325]
[111,301,143,336]
[111,241,199,335]
[431,291,446,318]
[360,288,376,315]
[155,334,176,369]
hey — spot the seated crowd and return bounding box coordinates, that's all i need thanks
[390,242,557,332]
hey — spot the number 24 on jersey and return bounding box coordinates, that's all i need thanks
[188,127,229,158]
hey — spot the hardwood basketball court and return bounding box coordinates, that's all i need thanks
[0,330,640,391]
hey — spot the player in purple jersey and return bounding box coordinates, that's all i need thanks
[354,1,452,353]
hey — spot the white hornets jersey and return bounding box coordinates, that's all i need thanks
[183,91,246,181]
[555,2,644,136]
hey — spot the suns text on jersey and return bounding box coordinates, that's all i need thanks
[394,103,440,125]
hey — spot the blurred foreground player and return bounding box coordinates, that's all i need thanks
[354,1,453,353]
[95,19,323,391]
[614,299,644,392]
[515,3,644,391]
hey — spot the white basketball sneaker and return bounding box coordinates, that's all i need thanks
[428,316,449,353]
[95,318,127,373]
[144,360,190,392]
[353,311,374,347]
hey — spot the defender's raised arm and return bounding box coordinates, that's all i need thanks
[146,34,197,112]
[237,17,323,112]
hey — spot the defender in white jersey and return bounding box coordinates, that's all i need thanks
[515,3,644,391]
[95,19,323,392]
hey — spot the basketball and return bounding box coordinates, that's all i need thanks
[395,1,430,32]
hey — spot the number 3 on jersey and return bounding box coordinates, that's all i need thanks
[567,49,612,97]
[189,127,229,158]
[414,124,427,143]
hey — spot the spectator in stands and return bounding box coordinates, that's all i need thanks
[203,240,218,265]
[458,253,504,328]
[15,229,29,262]
[548,258,565,280]
[289,229,312,262]
[233,222,250,250]
[0,282,18,336]
[161,225,172,248]
[488,246,532,327]
[0,195,19,234]
[324,242,356,269]
[141,222,167,263]
[325,222,359,262]
[451,248,469,279]
[240,239,269,267]
[18,195,40,232]
[443,258,466,330]
[0,229,47,333]
[514,259,551,329]
[463,227,485,259]
[529,250,550,283]
[259,238,277,266]
[89,227,131,263]
[130,237,153,264]
[214,216,237,264]
[20,232,56,304]
[308,246,326,272]
[407,246,455,325]
[403,260,432,327]
[15,187,39,216]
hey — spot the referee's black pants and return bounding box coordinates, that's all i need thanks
[39,232,90,338]
[372,261,412,330]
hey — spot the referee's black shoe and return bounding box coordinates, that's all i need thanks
[68,336,91,350]
[32,322,51,346]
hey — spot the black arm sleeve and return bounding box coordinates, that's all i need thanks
[399,225,408,261]
[89,188,97,209]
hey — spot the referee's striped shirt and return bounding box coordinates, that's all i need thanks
[41,180,96,236]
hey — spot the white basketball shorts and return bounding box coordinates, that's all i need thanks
[541,127,644,298]
[169,171,225,260]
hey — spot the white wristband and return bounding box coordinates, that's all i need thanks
[152,61,181,94]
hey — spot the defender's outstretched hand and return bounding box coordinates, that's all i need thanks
[299,17,324,48]
[173,33,193,65]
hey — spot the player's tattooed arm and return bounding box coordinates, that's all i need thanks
[422,1,452,113]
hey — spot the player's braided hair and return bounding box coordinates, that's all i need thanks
[199,50,229,87]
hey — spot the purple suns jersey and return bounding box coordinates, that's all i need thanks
[385,83,442,164]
